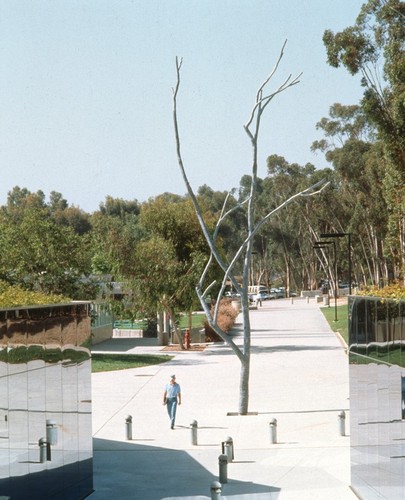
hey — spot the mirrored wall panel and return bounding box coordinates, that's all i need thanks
[349,296,405,499]
[0,303,93,499]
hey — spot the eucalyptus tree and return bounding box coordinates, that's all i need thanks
[323,0,405,282]
[312,104,391,285]
[172,43,328,414]
[256,155,335,293]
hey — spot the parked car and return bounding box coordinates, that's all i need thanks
[270,288,285,299]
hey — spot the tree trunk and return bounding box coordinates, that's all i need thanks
[238,350,250,415]
[238,293,251,415]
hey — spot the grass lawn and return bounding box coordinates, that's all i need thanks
[91,353,173,373]
[320,304,349,345]
[178,313,206,329]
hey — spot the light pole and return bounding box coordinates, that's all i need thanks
[313,243,330,304]
[320,233,352,295]
[251,251,257,286]
[314,241,337,321]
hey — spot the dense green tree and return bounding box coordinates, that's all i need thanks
[4,186,46,215]
[129,195,217,343]
[89,212,141,277]
[49,191,68,212]
[51,206,92,236]
[0,206,92,297]
[99,195,140,218]
[139,195,210,263]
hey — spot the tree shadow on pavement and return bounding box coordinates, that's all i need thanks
[251,344,343,354]
[197,341,342,358]
[91,337,159,353]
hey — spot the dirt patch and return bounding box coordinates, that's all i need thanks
[161,344,206,352]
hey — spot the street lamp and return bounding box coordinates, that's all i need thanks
[314,240,337,321]
[313,243,330,301]
[320,233,352,295]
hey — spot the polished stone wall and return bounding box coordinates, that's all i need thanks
[0,303,93,499]
[349,296,405,499]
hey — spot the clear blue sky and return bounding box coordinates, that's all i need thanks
[0,0,365,213]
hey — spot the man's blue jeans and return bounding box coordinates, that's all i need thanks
[166,398,178,428]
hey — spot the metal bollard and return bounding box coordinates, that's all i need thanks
[126,415,133,440]
[269,418,277,444]
[46,419,58,445]
[190,420,198,445]
[338,411,346,436]
[221,436,234,462]
[39,437,47,463]
[290,297,294,304]
[218,454,228,484]
[210,480,222,500]
[306,296,310,304]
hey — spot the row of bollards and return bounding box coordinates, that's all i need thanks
[208,412,345,498]
[267,412,346,442]
[289,296,336,304]
[125,412,346,444]
[125,416,198,443]
[123,411,345,500]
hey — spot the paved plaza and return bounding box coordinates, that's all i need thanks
[90,298,355,499]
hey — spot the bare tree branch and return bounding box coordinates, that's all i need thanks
[172,43,328,413]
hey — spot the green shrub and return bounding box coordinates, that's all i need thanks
[358,282,405,301]
[0,280,70,308]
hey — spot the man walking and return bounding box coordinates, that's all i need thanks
[163,374,181,429]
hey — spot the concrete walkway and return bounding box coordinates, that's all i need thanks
[90,298,355,499]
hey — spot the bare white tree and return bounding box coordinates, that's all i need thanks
[173,41,328,414]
